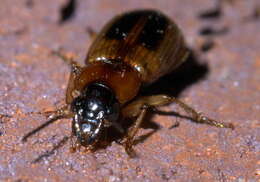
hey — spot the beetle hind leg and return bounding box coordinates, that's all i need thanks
[123,95,234,129]
[121,94,234,157]
[164,95,234,129]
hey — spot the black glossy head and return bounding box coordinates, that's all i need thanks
[71,82,119,146]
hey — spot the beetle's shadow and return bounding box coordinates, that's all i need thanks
[106,50,209,146]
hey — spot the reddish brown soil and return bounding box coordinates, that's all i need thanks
[0,0,259,181]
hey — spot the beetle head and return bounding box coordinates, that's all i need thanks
[71,82,119,146]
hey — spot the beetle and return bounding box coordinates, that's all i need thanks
[22,9,233,156]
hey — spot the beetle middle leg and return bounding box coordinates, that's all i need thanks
[122,94,234,156]
[123,106,148,157]
[52,49,83,75]
[86,27,98,40]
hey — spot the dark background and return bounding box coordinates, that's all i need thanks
[0,0,259,181]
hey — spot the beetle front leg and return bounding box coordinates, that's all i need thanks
[69,134,81,153]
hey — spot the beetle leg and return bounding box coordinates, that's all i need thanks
[123,105,148,157]
[69,134,81,153]
[123,94,234,129]
[86,27,97,40]
[52,49,83,76]
[121,94,234,156]
[157,95,234,129]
